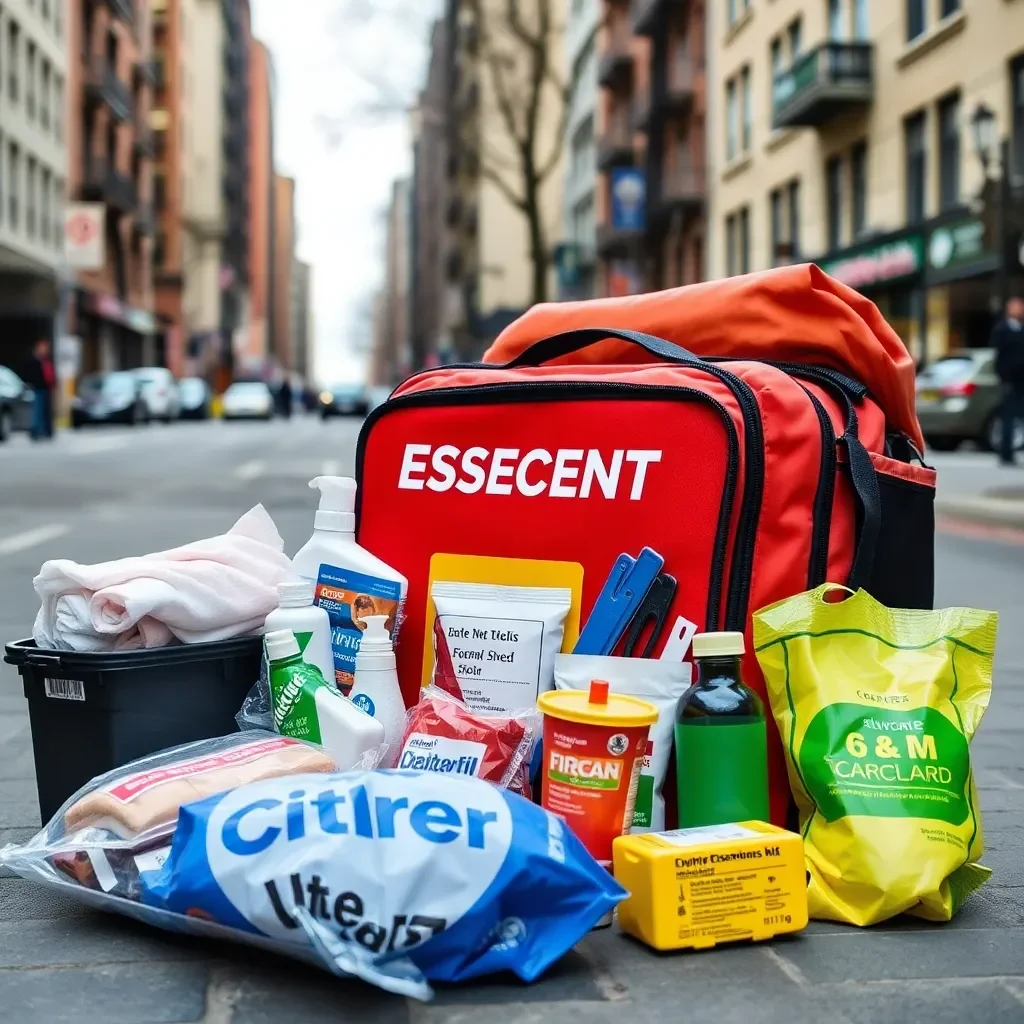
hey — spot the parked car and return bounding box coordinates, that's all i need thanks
[319,383,369,419]
[134,367,181,423]
[177,377,212,420]
[0,365,34,441]
[71,372,149,428]
[222,381,274,421]
[916,349,1024,452]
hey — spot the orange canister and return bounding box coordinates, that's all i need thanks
[537,680,658,865]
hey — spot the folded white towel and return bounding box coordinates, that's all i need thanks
[33,505,293,651]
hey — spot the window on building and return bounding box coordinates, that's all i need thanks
[940,0,960,17]
[154,229,167,268]
[571,114,594,189]
[938,92,960,212]
[8,20,19,103]
[770,37,783,82]
[40,60,50,129]
[54,0,62,38]
[8,141,19,228]
[853,0,869,39]
[1013,56,1024,180]
[154,172,166,210]
[851,141,868,239]
[829,0,845,41]
[906,0,926,42]
[54,75,63,140]
[42,0,50,22]
[53,176,63,248]
[904,110,927,223]
[738,206,750,274]
[826,154,843,251]
[25,41,35,119]
[788,179,801,260]
[740,65,752,153]
[728,0,738,26]
[26,156,36,238]
[788,17,802,59]
[726,213,737,276]
[726,77,737,162]
[40,167,50,243]
[770,188,783,266]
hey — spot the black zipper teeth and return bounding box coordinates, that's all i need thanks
[799,387,836,588]
[355,380,743,632]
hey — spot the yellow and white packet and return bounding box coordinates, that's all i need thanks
[753,584,997,926]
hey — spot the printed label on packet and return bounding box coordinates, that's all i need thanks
[398,734,488,777]
[633,740,655,828]
[315,564,402,694]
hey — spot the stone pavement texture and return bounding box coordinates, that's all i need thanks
[0,420,1022,1023]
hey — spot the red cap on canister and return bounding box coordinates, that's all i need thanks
[588,679,610,705]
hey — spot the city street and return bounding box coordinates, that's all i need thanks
[0,418,1022,1023]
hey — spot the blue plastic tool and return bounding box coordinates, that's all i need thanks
[573,548,665,656]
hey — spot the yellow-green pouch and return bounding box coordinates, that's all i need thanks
[753,585,997,926]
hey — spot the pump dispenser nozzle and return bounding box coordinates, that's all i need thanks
[309,476,357,532]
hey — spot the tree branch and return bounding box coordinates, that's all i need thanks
[479,161,528,212]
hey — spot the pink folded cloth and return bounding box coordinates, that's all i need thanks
[32,505,293,651]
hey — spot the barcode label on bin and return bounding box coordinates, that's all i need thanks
[44,677,85,701]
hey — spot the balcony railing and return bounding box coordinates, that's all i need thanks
[134,121,156,158]
[631,82,652,132]
[597,220,643,257]
[658,164,705,213]
[133,59,159,88]
[82,159,138,213]
[772,41,873,130]
[597,21,633,90]
[85,60,132,122]
[133,203,155,237]
[598,111,634,169]
[665,52,697,108]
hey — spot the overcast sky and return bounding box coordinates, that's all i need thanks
[250,1,436,384]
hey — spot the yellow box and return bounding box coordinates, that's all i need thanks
[612,822,808,951]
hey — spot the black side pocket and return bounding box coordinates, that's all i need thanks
[865,453,936,610]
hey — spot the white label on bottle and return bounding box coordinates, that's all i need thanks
[397,733,488,778]
[657,824,762,847]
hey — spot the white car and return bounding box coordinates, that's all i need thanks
[134,367,181,422]
[222,381,274,420]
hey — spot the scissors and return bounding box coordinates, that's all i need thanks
[622,573,677,658]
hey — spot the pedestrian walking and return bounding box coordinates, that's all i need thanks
[991,295,1024,465]
[22,339,56,441]
[278,377,292,419]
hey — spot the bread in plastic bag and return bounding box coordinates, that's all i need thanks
[753,584,997,925]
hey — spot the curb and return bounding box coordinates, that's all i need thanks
[935,496,1024,530]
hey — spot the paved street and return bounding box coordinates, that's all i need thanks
[0,418,1022,1023]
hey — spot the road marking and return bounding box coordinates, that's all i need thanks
[0,523,69,556]
[234,460,265,481]
[321,458,340,476]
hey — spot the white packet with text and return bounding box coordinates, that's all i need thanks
[431,582,572,714]
[554,653,691,832]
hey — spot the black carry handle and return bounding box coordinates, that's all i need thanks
[504,327,703,368]
[842,428,883,593]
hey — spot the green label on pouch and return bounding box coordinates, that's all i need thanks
[270,662,325,746]
[549,769,621,790]
[633,774,654,828]
[800,703,970,825]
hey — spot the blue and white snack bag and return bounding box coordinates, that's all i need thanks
[2,766,624,1000]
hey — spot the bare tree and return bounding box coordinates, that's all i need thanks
[326,0,601,306]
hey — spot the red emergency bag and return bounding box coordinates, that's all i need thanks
[355,282,936,826]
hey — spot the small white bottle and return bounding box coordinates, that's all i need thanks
[264,577,336,687]
[350,615,406,765]
[265,628,386,769]
[291,476,408,693]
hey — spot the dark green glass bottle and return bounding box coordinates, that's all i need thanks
[675,631,770,827]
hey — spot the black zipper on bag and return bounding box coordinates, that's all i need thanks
[354,381,747,632]
[798,387,837,588]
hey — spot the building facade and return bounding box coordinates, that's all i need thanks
[558,0,599,299]
[0,0,67,368]
[369,177,411,387]
[271,172,293,371]
[68,0,157,374]
[290,256,311,382]
[244,37,274,375]
[595,0,707,297]
[707,0,1024,362]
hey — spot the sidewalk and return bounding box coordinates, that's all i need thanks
[930,451,1024,530]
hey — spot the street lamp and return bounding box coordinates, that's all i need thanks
[970,102,997,177]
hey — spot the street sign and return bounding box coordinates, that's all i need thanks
[610,168,646,232]
[64,203,105,270]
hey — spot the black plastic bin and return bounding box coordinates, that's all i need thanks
[4,636,263,823]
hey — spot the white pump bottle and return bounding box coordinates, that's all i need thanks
[350,615,406,764]
[291,476,408,692]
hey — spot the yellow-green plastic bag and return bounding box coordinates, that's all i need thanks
[753,584,997,926]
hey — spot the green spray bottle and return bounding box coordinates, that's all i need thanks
[675,631,770,827]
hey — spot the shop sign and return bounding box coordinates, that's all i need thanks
[820,235,924,290]
[927,217,991,273]
[64,203,105,270]
[610,168,646,232]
